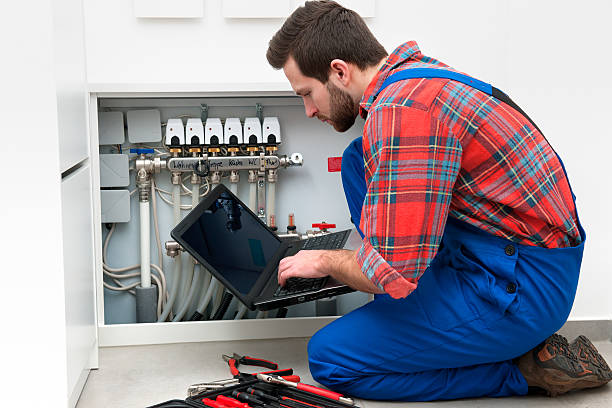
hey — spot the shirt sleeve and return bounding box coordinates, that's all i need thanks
[356,104,462,299]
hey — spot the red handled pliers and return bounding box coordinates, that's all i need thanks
[222,353,299,382]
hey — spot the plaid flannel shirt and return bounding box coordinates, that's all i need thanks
[356,41,581,299]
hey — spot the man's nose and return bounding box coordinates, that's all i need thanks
[304,100,318,118]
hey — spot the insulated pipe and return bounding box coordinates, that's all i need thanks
[139,201,151,288]
[230,182,238,195]
[157,182,183,322]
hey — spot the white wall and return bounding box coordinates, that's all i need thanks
[83,0,612,320]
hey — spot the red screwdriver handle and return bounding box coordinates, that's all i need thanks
[216,395,250,408]
[296,383,343,400]
[202,398,231,408]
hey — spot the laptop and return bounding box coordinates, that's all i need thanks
[171,184,355,311]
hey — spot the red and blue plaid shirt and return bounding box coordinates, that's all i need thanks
[356,41,581,299]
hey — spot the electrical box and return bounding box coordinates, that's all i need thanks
[98,111,125,145]
[101,189,131,223]
[99,154,129,187]
[127,109,162,143]
[243,117,262,145]
[224,117,243,145]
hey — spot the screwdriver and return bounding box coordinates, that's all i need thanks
[256,374,355,405]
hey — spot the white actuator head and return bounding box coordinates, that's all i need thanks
[204,118,223,146]
[263,117,281,144]
[185,118,204,146]
[165,118,185,146]
[243,117,263,145]
[224,118,243,146]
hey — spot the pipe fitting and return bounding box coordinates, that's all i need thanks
[211,172,221,185]
[171,171,181,185]
[190,173,201,185]
[267,169,277,183]
[165,241,181,258]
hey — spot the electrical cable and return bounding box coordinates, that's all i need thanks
[103,223,168,317]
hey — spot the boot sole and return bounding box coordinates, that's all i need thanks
[533,366,609,397]
[571,335,612,381]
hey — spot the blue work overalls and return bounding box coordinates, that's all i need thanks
[307,70,586,401]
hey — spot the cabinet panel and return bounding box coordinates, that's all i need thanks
[54,0,89,172]
[62,164,97,399]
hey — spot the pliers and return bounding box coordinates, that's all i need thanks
[222,353,298,381]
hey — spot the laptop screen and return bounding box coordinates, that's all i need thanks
[179,190,281,295]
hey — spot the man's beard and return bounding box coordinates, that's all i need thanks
[326,81,359,132]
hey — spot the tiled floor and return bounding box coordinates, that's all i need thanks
[77,338,612,408]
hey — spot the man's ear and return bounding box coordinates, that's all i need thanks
[329,59,351,87]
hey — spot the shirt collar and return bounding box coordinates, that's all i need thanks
[359,41,422,118]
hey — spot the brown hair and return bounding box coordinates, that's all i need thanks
[266,1,387,83]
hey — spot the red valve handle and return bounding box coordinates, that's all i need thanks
[312,223,336,229]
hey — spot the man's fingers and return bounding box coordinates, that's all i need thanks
[278,256,294,286]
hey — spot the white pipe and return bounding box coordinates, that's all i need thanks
[267,181,276,227]
[176,182,200,317]
[213,284,225,314]
[139,201,151,288]
[196,276,219,315]
[230,182,238,195]
[173,183,181,225]
[172,264,202,321]
[249,179,257,212]
[234,304,248,320]
[157,183,183,322]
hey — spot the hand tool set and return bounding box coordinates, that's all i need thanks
[148,353,358,408]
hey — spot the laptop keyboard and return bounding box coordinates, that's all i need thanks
[300,230,349,250]
[273,230,350,297]
[274,277,328,297]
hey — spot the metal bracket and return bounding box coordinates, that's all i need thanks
[200,104,209,123]
[256,103,263,125]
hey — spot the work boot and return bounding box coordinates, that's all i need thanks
[517,333,612,397]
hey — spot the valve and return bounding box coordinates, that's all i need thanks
[312,222,336,233]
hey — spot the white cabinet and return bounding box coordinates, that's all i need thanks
[54,0,89,173]
[62,164,98,407]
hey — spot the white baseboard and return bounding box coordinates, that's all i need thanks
[99,316,337,347]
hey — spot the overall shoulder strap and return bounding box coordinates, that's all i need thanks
[375,67,580,210]
[376,67,543,139]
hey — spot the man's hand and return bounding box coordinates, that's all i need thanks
[278,250,329,286]
[278,249,385,295]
